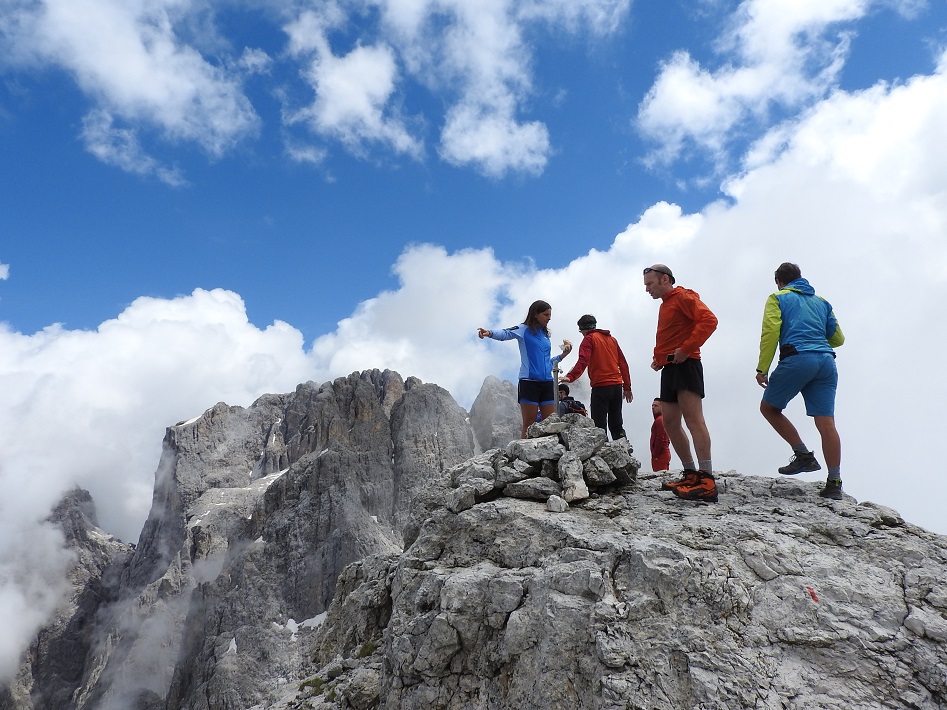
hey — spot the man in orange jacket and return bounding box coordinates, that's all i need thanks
[643,264,719,502]
[560,314,633,440]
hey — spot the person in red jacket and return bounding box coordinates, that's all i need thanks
[650,398,671,471]
[643,264,719,502]
[560,314,633,440]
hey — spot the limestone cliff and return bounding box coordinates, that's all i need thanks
[266,421,947,710]
[0,490,133,710]
[2,370,476,710]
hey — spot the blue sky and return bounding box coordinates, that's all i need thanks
[3,2,942,339]
[1,1,678,336]
[3,0,947,679]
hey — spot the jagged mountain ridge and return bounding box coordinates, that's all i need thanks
[2,369,491,710]
[2,370,946,709]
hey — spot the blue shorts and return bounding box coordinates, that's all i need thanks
[518,379,555,406]
[762,352,838,417]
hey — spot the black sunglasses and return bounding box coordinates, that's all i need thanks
[643,267,670,276]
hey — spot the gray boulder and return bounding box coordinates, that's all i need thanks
[504,477,562,501]
[468,375,520,451]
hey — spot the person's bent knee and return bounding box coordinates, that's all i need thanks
[813,415,837,431]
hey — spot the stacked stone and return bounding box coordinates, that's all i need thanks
[444,413,640,514]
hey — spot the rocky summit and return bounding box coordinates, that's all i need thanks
[2,370,946,710]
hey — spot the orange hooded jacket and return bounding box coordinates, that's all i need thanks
[653,286,717,366]
[563,329,631,389]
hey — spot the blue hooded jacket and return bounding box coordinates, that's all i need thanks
[757,277,844,374]
[489,324,563,381]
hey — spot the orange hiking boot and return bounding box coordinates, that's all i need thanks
[673,471,718,503]
[660,469,701,491]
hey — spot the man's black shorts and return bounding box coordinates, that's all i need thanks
[659,358,705,402]
[518,378,556,405]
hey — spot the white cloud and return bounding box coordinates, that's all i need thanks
[286,10,422,158]
[0,286,325,681]
[284,0,629,175]
[1,0,258,171]
[0,517,73,682]
[430,0,543,175]
[310,243,524,401]
[81,109,186,186]
[637,0,885,165]
[284,141,328,165]
[0,288,315,541]
[439,101,550,176]
[0,262,9,280]
[515,0,631,34]
[237,47,272,75]
[1,0,628,177]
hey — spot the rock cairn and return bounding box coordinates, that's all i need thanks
[444,413,640,515]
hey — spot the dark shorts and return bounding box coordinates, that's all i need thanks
[518,379,556,406]
[659,358,705,402]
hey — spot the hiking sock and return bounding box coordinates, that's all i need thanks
[792,442,809,455]
[827,467,841,481]
[682,460,696,471]
[698,459,712,473]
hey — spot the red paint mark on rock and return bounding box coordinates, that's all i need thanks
[805,586,819,602]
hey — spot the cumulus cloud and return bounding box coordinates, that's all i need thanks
[0,261,8,280]
[428,0,546,175]
[0,288,326,680]
[439,101,550,176]
[81,109,187,186]
[0,289,315,540]
[636,0,909,165]
[286,9,422,158]
[0,0,629,178]
[311,243,527,402]
[390,0,624,175]
[1,0,258,173]
[283,0,618,175]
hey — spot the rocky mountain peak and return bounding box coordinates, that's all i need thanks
[282,418,947,710]
[2,371,946,710]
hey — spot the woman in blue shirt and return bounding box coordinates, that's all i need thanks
[478,299,572,438]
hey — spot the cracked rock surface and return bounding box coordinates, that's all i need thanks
[5,372,946,710]
[296,467,947,710]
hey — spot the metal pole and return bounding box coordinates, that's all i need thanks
[553,362,560,410]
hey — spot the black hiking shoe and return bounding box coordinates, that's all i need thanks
[819,479,843,500]
[778,451,821,475]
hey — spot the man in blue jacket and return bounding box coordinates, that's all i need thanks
[755,263,846,499]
